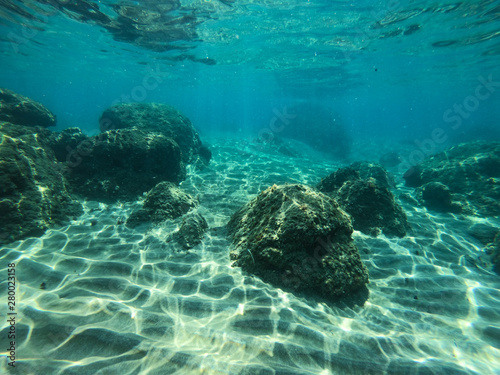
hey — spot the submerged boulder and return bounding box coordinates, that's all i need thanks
[127,182,198,227]
[60,129,185,201]
[169,212,208,249]
[100,103,210,165]
[335,178,409,237]
[350,161,395,189]
[227,184,369,300]
[0,88,56,128]
[0,125,81,244]
[403,141,500,216]
[417,182,463,213]
[317,164,408,237]
[316,166,359,193]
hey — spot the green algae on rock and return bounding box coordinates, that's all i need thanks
[0,88,56,128]
[100,103,211,166]
[227,184,369,300]
[0,124,81,244]
[127,182,198,228]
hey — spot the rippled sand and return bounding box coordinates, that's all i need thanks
[1,137,499,375]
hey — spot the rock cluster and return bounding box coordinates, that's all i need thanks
[404,141,500,216]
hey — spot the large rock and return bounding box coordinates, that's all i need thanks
[335,178,409,237]
[417,182,463,213]
[0,88,56,128]
[55,129,185,201]
[0,124,81,244]
[317,164,408,237]
[100,103,210,165]
[227,184,369,300]
[126,182,198,227]
[404,141,500,216]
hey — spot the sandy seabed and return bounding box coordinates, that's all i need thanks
[1,136,499,375]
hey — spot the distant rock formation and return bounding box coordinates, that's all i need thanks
[227,184,369,301]
[404,141,500,216]
[0,88,56,128]
[276,103,351,159]
[100,103,211,167]
[317,163,408,237]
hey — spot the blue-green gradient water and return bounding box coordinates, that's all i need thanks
[1,1,500,374]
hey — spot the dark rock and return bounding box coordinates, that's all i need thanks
[0,88,56,128]
[379,151,402,168]
[280,103,351,158]
[127,182,198,227]
[351,161,395,189]
[403,141,500,216]
[170,212,208,249]
[0,126,81,244]
[403,165,422,188]
[317,166,359,193]
[198,144,212,165]
[47,127,90,164]
[227,184,369,300]
[65,129,185,201]
[336,178,409,237]
[417,182,462,213]
[317,163,407,237]
[100,103,210,164]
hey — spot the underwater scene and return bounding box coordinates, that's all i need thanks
[1,0,500,374]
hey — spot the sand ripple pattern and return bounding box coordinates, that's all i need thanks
[1,138,499,375]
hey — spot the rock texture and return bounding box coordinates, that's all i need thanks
[317,164,408,237]
[227,184,369,299]
[335,178,409,238]
[127,182,198,227]
[100,103,210,165]
[0,124,81,244]
[0,88,56,128]
[58,129,185,201]
[404,141,500,216]
[170,212,208,249]
[417,182,462,213]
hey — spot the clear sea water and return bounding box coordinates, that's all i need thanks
[1,1,500,374]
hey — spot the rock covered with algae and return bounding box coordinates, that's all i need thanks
[227,184,369,300]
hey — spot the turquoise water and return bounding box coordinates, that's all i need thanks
[1,1,500,374]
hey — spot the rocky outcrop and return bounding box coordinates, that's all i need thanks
[0,88,56,128]
[0,123,81,244]
[404,141,500,216]
[100,103,210,165]
[127,182,198,227]
[350,161,395,189]
[335,178,409,238]
[416,182,463,213]
[227,184,369,300]
[56,129,185,201]
[317,164,408,237]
